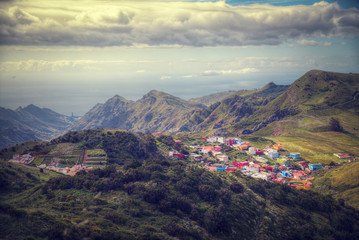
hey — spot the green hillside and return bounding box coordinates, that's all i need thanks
[1,157,359,240]
[312,161,359,209]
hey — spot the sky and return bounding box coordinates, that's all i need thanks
[0,0,358,116]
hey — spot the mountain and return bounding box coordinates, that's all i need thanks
[70,95,134,130]
[0,105,75,148]
[232,70,359,163]
[71,90,206,133]
[235,70,359,134]
[1,131,358,239]
[189,90,235,106]
[179,82,289,132]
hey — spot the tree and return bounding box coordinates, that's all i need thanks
[329,118,343,132]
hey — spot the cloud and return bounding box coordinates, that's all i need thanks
[0,1,358,47]
[0,59,147,72]
[160,75,172,80]
[296,39,332,46]
[202,68,258,76]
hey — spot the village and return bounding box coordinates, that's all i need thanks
[7,134,356,189]
[7,146,107,176]
[167,135,356,190]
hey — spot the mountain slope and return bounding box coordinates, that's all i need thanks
[235,70,359,134]
[0,105,75,148]
[71,95,134,130]
[233,70,359,163]
[179,82,289,132]
[189,90,235,106]
[1,131,359,239]
[72,90,206,133]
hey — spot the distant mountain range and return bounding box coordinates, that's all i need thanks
[0,104,75,148]
[1,70,358,148]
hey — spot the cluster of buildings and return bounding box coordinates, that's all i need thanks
[196,136,326,190]
[9,154,34,165]
[47,165,94,176]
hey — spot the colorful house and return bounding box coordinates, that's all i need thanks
[238,144,249,150]
[226,166,237,172]
[273,144,283,150]
[255,149,264,155]
[288,180,312,190]
[173,153,186,159]
[214,146,221,152]
[191,154,203,160]
[309,163,322,171]
[233,162,249,168]
[290,153,301,159]
[281,171,290,177]
[217,154,229,162]
[266,149,279,159]
[216,167,226,171]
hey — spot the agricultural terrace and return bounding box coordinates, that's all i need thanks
[83,149,107,167]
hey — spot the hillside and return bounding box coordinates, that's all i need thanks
[0,105,75,148]
[71,90,206,133]
[230,70,359,164]
[179,82,289,132]
[189,90,235,106]
[1,131,359,239]
[312,161,359,209]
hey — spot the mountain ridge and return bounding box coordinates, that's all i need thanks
[0,105,75,148]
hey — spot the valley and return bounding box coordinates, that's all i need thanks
[1,70,359,239]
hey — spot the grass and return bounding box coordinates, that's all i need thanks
[312,161,359,209]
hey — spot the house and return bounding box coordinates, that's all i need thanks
[252,172,271,180]
[216,167,226,171]
[262,166,273,172]
[298,161,308,170]
[233,161,249,168]
[174,140,182,144]
[207,166,217,171]
[191,154,203,160]
[207,136,224,143]
[226,166,237,172]
[288,180,312,190]
[266,149,279,159]
[238,144,249,150]
[281,171,291,177]
[273,144,283,150]
[255,149,264,155]
[217,154,229,162]
[290,153,301,159]
[249,147,256,155]
[214,146,221,152]
[225,139,237,146]
[173,153,186,159]
[309,163,322,171]
[334,153,351,159]
[292,171,306,179]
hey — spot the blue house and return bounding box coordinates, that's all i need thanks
[309,164,322,171]
[216,167,226,172]
[281,171,290,177]
[290,153,301,159]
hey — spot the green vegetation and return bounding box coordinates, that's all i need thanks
[1,158,359,240]
[312,161,359,209]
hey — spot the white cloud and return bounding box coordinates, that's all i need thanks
[0,59,143,72]
[160,75,172,80]
[0,1,358,47]
[202,68,258,76]
[296,39,332,46]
